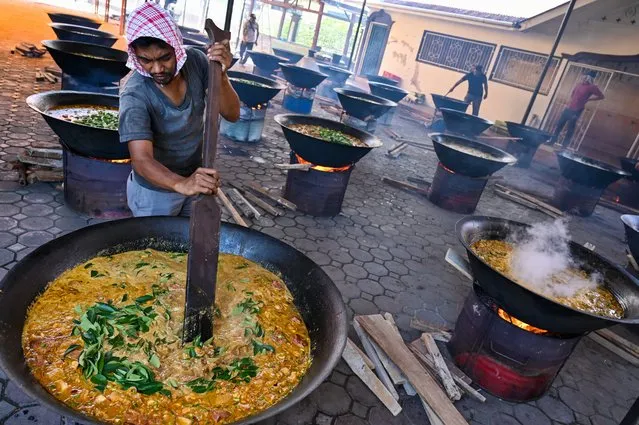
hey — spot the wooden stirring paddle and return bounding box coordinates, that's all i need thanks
[182,18,231,344]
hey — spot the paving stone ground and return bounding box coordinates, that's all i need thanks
[0,1,637,424]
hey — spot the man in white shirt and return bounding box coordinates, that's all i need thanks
[239,14,259,65]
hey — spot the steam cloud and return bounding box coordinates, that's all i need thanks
[509,219,601,299]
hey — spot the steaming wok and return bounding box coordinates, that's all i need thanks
[0,217,347,425]
[457,216,639,334]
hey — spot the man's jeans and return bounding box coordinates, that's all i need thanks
[464,93,482,116]
[239,41,255,64]
[553,108,583,147]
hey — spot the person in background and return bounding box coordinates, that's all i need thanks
[447,64,488,116]
[551,70,604,148]
[239,13,259,65]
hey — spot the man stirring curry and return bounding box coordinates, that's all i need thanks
[119,2,240,217]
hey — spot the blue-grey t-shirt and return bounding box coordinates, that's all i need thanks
[119,47,208,191]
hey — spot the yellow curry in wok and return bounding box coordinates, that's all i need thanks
[471,240,624,319]
[23,250,311,425]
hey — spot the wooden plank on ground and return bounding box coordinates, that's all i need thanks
[593,330,639,360]
[25,147,62,159]
[217,189,248,227]
[231,188,261,218]
[588,333,639,366]
[227,182,284,217]
[245,181,297,211]
[16,154,62,169]
[382,313,416,396]
[227,188,254,218]
[494,184,563,216]
[382,177,430,196]
[494,188,560,218]
[353,320,400,400]
[421,397,445,425]
[346,338,375,370]
[341,338,402,416]
[410,318,453,334]
[421,334,461,401]
[356,315,468,425]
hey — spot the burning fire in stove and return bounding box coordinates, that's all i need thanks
[497,308,548,335]
[294,154,351,172]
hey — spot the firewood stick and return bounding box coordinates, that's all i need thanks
[352,320,400,400]
[231,188,261,219]
[382,176,429,196]
[246,181,296,211]
[406,177,431,187]
[409,318,453,334]
[44,66,62,77]
[382,313,417,396]
[388,143,408,157]
[228,182,284,217]
[421,334,461,401]
[217,189,248,227]
[274,163,312,171]
[226,188,254,218]
[420,397,445,425]
[346,338,375,370]
[494,184,563,216]
[388,142,406,153]
[42,72,58,83]
[409,341,485,402]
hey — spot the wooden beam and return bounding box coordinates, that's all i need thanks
[421,334,461,401]
[588,333,639,367]
[346,338,375,370]
[245,182,297,211]
[119,0,127,35]
[356,315,468,425]
[312,1,325,49]
[410,318,453,334]
[217,189,249,227]
[341,338,402,416]
[352,320,400,400]
[494,184,563,216]
[382,313,417,396]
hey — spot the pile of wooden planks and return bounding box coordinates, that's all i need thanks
[343,313,486,425]
[14,148,63,185]
[493,183,563,218]
[35,67,59,84]
[218,182,296,227]
[384,128,434,159]
[12,42,47,58]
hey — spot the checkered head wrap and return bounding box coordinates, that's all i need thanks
[125,2,187,77]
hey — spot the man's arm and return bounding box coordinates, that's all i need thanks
[128,140,219,196]
[447,74,468,94]
[588,86,604,103]
[483,76,488,100]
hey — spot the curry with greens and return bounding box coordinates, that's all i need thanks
[23,250,311,425]
[289,124,366,147]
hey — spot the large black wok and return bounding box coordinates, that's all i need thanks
[273,48,304,64]
[228,71,285,108]
[557,151,630,189]
[457,216,639,334]
[0,217,347,425]
[26,91,128,160]
[334,88,397,121]
[49,23,117,47]
[431,94,469,112]
[440,108,494,137]
[429,133,516,177]
[368,82,408,104]
[366,74,399,87]
[621,215,639,265]
[505,122,552,147]
[48,12,101,29]
[275,114,382,168]
[42,40,129,86]
[247,51,288,73]
[318,64,351,86]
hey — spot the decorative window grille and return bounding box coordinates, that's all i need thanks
[490,46,561,94]
[416,31,495,73]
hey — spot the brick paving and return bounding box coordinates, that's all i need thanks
[0,1,637,424]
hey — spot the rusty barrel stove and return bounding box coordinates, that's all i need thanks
[221,71,284,143]
[274,114,382,216]
[26,91,131,218]
[451,216,639,401]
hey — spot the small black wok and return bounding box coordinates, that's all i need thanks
[457,216,639,334]
[440,108,494,137]
[227,71,285,108]
[620,157,639,181]
[0,217,347,425]
[280,64,327,89]
[48,12,101,29]
[557,151,630,189]
[334,88,397,121]
[273,48,304,64]
[247,51,289,72]
[431,94,469,112]
[275,114,382,168]
[366,74,399,87]
[318,64,351,85]
[42,40,129,86]
[368,82,408,104]
[49,23,117,47]
[429,133,516,177]
[26,90,128,160]
[621,215,639,265]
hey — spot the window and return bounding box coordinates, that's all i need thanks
[490,46,561,94]
[416,31,495,73]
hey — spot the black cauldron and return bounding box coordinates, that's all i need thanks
[334,88,396,121]
[439,108,493,137]
[0,217,347,425]
[49,23,117,47]
[48,12,101,29]
[557,151,630,189]
[227,71,285,108]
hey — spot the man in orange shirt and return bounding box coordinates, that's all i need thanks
[552,71,604,147]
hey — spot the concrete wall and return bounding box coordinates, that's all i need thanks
[372,6,639,124]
